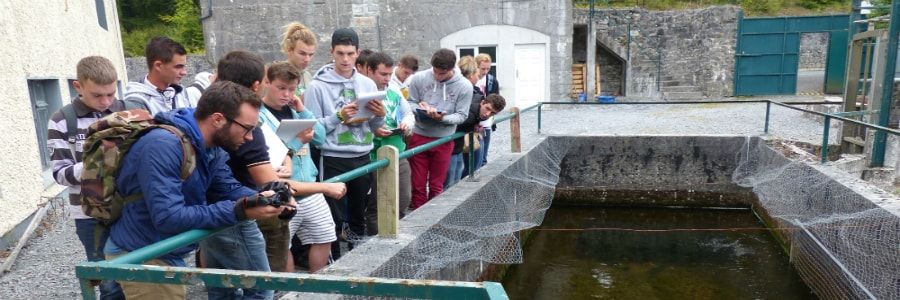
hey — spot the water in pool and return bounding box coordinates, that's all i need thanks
[502,206,816,299]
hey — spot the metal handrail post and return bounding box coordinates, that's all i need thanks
[537,103,543,134]
[872,0,900,167]
[467,131,476,181]
[822,115,832,164]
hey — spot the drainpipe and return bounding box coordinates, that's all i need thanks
[871,0,900,167]
[586,0,597,98]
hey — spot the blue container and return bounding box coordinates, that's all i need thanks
[597,95,615,103]
[578,92,586,103]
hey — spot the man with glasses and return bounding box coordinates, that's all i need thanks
[104,80,290,299]
[124,36,193,116]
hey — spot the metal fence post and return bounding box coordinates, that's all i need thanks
[375,146,399,237]
[764,101,771,134]
[467,131,476,181]
[821,116,831,164]
[510,107,522,153]
[80,279,97,300]
[537,103,543,134]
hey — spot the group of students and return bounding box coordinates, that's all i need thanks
[49,22,505,300]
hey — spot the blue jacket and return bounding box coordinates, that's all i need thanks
[109,108,256,261]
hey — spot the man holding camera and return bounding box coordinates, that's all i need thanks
[104,81,292,299]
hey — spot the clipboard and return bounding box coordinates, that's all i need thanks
[276,119,318,144]
[350,91,387,122]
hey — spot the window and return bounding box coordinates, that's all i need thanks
[457,46,497,77]
[28,79,63,172]
[95,0,108,30]
[117,80,123,99]
[67,79,78,100]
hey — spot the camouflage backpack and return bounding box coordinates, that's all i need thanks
[80,109,197,225]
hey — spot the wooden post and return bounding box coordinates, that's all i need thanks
[376,145,399,237]
[510,107,521,153]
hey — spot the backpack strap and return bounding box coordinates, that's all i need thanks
[59,104,78,145]
[189,82,206,93]
[155,124,197,180]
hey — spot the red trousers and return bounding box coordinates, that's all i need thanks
[407,133,454,209]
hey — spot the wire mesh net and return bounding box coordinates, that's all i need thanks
[733,137,899,299]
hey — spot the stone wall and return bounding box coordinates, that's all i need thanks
[124,54,215,87]
[198,0,572,102]
[574,6,740,99]
[799,32,828,70]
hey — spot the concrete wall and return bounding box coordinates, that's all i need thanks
[554,135,754,207]
[125,54,215,88]
[198,0,572,104]
[0,0,126,236]
[574,6,740,99]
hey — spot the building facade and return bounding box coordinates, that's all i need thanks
[198,0,573,107]
[0,0,127,238]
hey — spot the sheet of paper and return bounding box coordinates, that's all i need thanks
[276,119,317,144]
[350,91,387,122]
[261,125,288,168]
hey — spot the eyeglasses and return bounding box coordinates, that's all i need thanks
[226,117,260,136]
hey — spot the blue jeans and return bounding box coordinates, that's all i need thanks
[444,153,465,189]
[199,220,273,300]
[75,218,124,300]
[479,128,492,169]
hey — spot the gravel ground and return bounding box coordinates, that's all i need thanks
[0,99,839,300]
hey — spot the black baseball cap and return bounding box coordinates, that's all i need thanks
[331,28,359,48]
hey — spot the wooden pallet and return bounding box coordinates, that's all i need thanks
[571,63,602,97]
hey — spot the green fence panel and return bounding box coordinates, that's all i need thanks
[735,15,849,96]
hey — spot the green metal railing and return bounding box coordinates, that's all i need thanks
[76,112,523,299]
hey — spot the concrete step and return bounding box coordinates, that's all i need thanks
[662,91,705,100]
[660,86,697,93]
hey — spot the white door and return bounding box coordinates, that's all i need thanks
[514,44,545,108]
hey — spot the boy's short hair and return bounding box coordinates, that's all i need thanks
[356,49,374,67]
[398,55,419,72]
[475,53,493,65]
[145,36,187,69]
[280,22,317,53]
[266,62,301,84]
[431,49,457,70]
[483,94,506,112]
[366,52,394,71]
[331,28,359,49]
[76,56,118,85]
[195,81,261,121]
[216,50,265,89]
[457,56,477,78]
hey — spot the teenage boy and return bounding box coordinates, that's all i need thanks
[365,52,414,232]
[47,56,126,300]
[305,28,385,256]
[474,53,500,169]
[258,61,341,272]
[389,55,419,97]
[124,36,192,115]
[406,49,473,209]
[281,22,317,96]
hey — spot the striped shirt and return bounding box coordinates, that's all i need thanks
[47,98,128,219]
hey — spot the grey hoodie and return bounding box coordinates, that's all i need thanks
[305,63,385,158]
[406,68,473,138]
[123,76,191,116]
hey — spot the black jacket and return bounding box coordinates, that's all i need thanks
[453,87,485,154]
